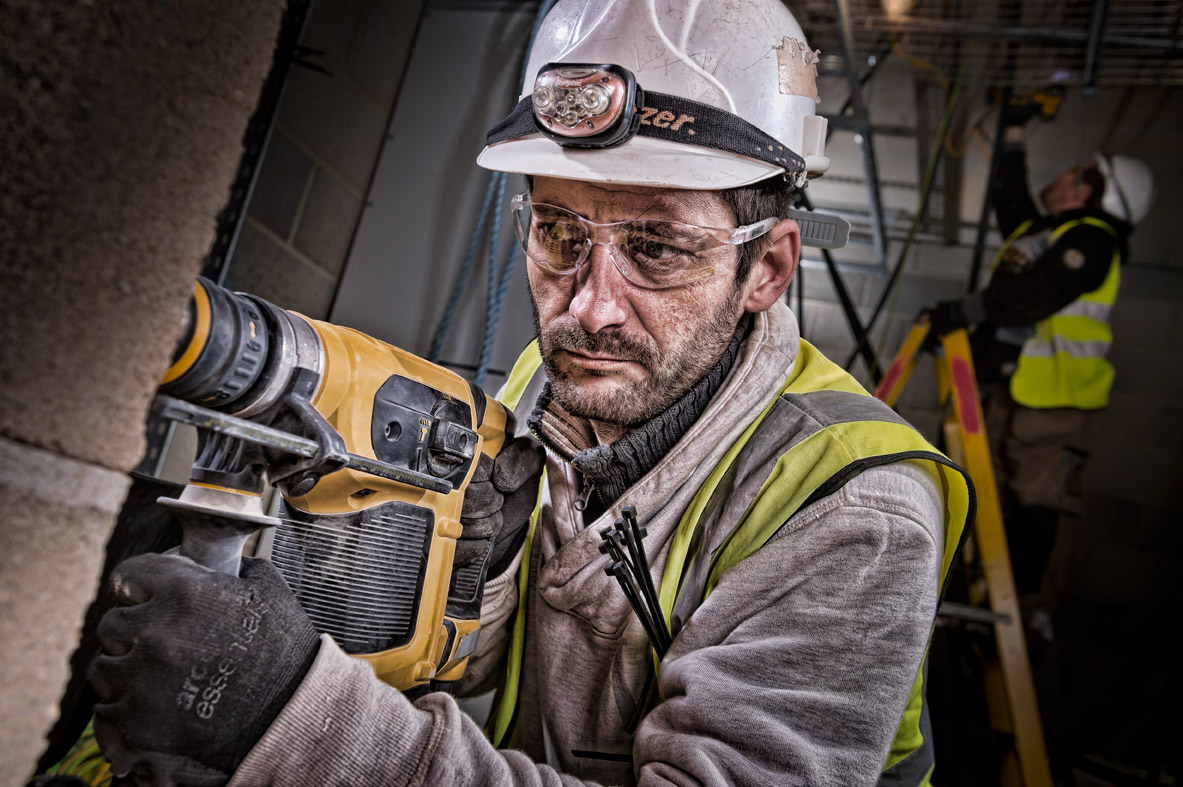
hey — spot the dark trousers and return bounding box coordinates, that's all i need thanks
[982,392,1102,600]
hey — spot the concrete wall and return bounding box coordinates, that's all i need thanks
[331,1,538,395]
[0,2,284,782]
[228,0,427,321]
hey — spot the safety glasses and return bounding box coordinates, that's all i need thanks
[510,192,777,290]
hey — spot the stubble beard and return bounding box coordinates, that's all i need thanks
[531,289,745,428]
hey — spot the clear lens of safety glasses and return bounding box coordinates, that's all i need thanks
[510,192,777,290]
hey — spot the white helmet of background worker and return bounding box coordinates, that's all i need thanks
[476,0,831,191]
[1095,152,1156,225]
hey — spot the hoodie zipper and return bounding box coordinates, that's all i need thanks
[573,478,596,511]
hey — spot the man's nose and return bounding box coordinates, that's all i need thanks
[568,242,631,333]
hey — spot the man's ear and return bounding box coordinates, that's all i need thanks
[742,218,800,313]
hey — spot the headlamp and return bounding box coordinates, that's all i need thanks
[531,63,643,149]
[488,62,807,178]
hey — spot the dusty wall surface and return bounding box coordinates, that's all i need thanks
[228,0,426,321]
[0,1,284,781]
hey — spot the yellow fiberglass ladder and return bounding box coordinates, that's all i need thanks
[876,317,1053,787]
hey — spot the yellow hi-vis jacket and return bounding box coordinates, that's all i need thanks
[490,339,974,786]
[1005,217,1122,410]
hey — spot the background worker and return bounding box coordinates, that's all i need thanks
[88,0,972,785]
[926,100,1155,622]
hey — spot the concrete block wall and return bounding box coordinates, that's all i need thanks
[329,2,540,395]
[0,2,283,781]
[227,0,427,321]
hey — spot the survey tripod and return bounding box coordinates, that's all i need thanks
[876,317,1053,787]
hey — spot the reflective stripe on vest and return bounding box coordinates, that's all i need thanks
[1001,217,1121,409]
[1018,335,1111,360]
[488,341,974,787]
[488,341,545,749]
[1055,299,1112,322]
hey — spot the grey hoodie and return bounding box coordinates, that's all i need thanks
[231,301,944,786]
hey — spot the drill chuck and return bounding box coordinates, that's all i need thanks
[161,277,323,418]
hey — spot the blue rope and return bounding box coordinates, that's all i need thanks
[472,0,558,385]
[483,240,524,381]
[474,174,508,385]
[477,175,528,386]
[427,174,498,363]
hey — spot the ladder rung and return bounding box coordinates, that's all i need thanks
[938,601,1013,626]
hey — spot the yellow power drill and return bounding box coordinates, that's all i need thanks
[154,276,510,692]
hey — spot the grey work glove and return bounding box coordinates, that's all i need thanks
[88,554,320,787]
[457,435,546,578]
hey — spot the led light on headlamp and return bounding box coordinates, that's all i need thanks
[531,63,643,148]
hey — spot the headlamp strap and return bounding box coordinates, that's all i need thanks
[485,97,544,146]
[486,91,806,176]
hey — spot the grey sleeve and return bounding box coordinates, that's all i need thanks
[230,634,586,787]
[636,460,944,786]
[230,571,596,787]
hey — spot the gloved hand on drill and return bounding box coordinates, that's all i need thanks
[998,85,1066,128]
[88,554,320,786]
[1000,94,1045,128]
[457,433,546,578]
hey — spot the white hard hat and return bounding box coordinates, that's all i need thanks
[1095,153,1156,225]
[477,0,830,191]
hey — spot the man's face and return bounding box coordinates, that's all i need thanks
[526,177,750,428]
[1040,167,1093,213]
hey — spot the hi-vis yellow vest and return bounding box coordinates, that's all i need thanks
[490,339,974,787]
[1002,217,1122,410]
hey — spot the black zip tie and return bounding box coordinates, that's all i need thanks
[598,526,628,564]
[621,506,670,649]
[600,525,669,658]
[614,517,665,647]
[607,561,656,643]
[621,508,660,605]
[606,561,667,658]
[608,516,671,653]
